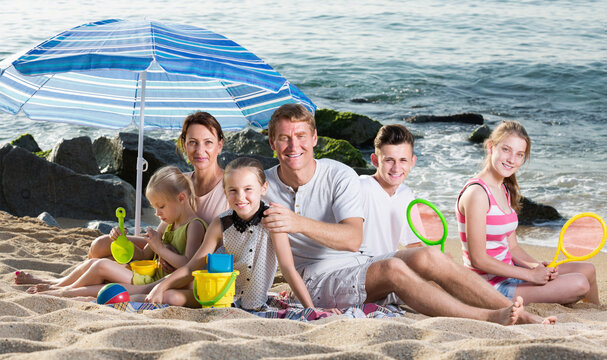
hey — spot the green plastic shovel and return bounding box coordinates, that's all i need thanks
[110,207,134,264]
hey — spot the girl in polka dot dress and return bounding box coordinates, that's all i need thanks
[146,157,315,310]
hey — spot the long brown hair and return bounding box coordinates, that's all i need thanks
[483,121,531,212]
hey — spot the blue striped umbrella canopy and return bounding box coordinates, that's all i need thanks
[0,18,315,130]
[0,18,315,233]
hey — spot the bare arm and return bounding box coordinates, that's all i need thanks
[271,232,314,308]
[144,220,205,269]
[506,232,541,268]
[262,202,363,252]
[145,218,221,303]
[459,185,551,285]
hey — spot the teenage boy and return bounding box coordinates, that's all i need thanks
[359,124,422,256]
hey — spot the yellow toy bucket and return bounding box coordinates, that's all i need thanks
[192,270,239,308]
[130,260,157,277]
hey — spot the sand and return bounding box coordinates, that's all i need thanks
[2,210,607,359]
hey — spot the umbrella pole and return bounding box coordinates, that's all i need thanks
[135,71,147,236]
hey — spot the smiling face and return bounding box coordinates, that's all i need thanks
[223,167,268,221]
[184,123,223,172]
[269,118,317,174]
[488,134,528,178]
[371,142,417,196]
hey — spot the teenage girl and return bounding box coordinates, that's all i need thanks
[21,166,206,298]
[145,157,317,310]
[457,120,599,305]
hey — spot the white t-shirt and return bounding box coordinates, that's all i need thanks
[264,159,364,270]
[359,175,420,256]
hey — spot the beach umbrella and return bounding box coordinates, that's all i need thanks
[0,19,316,234]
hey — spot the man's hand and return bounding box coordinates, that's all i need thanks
[262,202,301,233]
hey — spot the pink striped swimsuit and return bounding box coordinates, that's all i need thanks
[456,178,518,287]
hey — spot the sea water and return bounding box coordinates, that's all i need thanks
[1,0,606,247]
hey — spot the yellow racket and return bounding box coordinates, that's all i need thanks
[547,212,607,267]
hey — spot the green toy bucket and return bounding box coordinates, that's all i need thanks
[192,270,239,308]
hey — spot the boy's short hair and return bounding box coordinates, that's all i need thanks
[373,124,415,150]
[268,104,316,141]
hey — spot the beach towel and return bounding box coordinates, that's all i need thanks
[247,291,405,321]
[104,301,169,313]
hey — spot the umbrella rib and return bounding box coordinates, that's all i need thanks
[15,73,55,113]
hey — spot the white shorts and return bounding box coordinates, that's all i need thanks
[301,252,401,309]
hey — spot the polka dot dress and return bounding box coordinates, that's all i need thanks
[220,209,277,310]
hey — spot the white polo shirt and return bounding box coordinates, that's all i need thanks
[359,175,419,256]
[264,159,364,270]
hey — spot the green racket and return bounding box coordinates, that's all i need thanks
[406,199,448,253]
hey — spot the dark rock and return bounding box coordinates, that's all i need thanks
[86,219,153,235]
[314,136,367,168]
[469,124,491,144]
[315,108,382,147]
[353,166,376,176]
[223,128,273,157]
[518,197,563,225]
[0,144,136,220]
[404,113,484,125]
[37,212,60,228]
[10,133,42,153]
[350,98,373,103]
[92,132,190,190]
[218,151,278,170]
[48,136,100,175]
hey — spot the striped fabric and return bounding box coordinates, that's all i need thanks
[456,178,518,287]
[0,19,315,130]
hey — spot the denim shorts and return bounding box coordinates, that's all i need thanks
[495,278,525,300]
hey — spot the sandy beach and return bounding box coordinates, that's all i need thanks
[2,210,607,359]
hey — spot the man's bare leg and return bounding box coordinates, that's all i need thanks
[365,258,522,325]
[391,247,556,324]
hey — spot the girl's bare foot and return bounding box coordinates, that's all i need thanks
[25,283,57,294]
[514,297,557,325]
[14,271,53,285]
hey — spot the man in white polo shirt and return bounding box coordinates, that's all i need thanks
[262,104,554,325]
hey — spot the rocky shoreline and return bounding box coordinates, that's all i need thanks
[2,109,562,233]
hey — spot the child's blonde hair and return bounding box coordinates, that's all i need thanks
[223,157,266,187]
[146,166,197,211]
[483,121,531,212]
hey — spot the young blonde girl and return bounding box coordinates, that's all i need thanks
[457,121,599,305]
[145,157,316,310]
[20,166,206,298]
